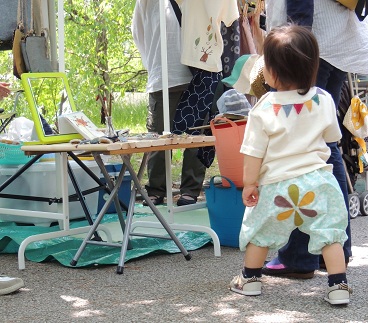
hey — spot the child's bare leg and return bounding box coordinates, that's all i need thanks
[244,243,269,269]
[230,243,267,296]
[321,243,346,275]
[322,243,351,305]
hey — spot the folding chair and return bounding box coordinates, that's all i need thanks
[0,90,24,133]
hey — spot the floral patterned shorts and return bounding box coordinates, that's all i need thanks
[239,169,348,254]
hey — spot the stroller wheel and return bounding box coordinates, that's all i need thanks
[359,191,368,216]
[348,193,360,219]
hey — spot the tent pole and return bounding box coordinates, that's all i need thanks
[159,0,174,219]
[57,0,65,72]
[47,0,58,71]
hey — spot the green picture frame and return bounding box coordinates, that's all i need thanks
[21,72,83,144]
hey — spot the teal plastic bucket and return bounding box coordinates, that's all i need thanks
[205,176,245,247]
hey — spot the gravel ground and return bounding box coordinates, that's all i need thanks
[1,215,368,323]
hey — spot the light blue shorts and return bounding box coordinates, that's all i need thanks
[239,169,348,254]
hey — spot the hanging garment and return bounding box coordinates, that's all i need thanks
[173,69,221,167]
[221,20,241,78]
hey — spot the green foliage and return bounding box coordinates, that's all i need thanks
[172,148,183,163]
[112,99,147,133]
[63,0,147,126]
[0,51,14,82]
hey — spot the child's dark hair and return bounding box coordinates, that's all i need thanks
[263,24,319,95]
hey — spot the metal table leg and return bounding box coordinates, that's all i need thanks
[71,152,191,274]
[116,153,191,274]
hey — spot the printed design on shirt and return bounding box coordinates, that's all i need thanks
[194,17,218,63]
[274,184,317,226]
[262,88,326,117]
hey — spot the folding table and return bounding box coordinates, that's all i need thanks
[22,135,220,274]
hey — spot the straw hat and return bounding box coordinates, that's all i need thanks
[249,55,270,99]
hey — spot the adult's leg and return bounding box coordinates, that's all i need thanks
[145,86,187,197]
[317,58,346,107]
[174,71,220,202]
[318,59,352,260]
[276,229,318,271]
[180,147,206,197]
[326,142,352,260]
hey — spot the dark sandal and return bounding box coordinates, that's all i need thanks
[177,194,197,206]
[142,195,164,206]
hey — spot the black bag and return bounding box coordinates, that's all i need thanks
[21,31,52,73]
[20,0,52,74]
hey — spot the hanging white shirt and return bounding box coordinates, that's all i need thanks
[179,0,239,72]
[132,0,192,93]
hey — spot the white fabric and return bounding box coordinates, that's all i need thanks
[266,0,368,74]
[179,0,239,72]
[131,0,192,93]
[265,0,287,31]
[313,0,368,74]
[240,87,342,185]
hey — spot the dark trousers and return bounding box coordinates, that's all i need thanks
[278,59,352,270]
[145,86,206,197]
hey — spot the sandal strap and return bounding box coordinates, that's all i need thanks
[180,194,197,201]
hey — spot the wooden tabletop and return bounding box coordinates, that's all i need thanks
[22,135,216,155]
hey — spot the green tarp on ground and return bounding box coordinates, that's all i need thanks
[0,213,212,267]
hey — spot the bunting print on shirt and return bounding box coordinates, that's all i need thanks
[262,88,326,117]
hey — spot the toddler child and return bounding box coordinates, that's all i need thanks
[229,24,352,305]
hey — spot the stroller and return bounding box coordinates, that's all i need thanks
[337,74,368,218]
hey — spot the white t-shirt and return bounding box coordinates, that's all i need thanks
[240,87,342,185]
[179,0,239,72]
[265,0,368,74]
[132,0,192,93]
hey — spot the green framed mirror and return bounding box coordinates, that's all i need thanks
[21,72,83,144]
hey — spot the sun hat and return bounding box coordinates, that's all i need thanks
[222,54,259,94]
[222,54,270,99]
[216,89,252,116]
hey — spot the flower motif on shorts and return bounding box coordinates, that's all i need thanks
[274,184,317,226]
